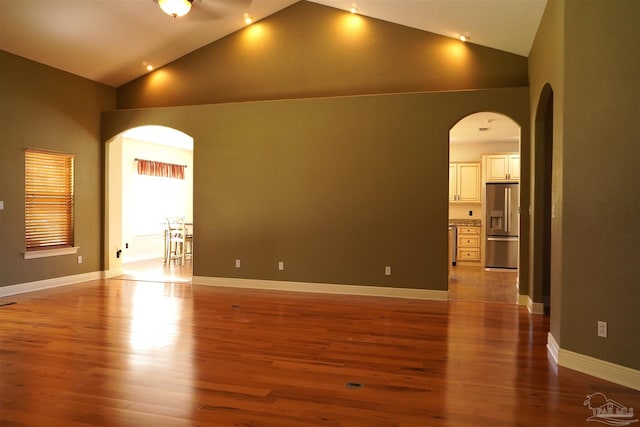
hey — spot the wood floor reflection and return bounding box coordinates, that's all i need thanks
[1,276,637,426]
[448,265,518,304]
[116,257,193,283]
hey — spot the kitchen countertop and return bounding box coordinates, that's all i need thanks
[449,219,482,227]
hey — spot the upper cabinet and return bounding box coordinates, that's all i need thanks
[449,162,481,203]
[484,154,520,182]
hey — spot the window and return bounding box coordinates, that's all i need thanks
[25,149,76,256]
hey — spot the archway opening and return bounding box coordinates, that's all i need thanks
[105,125,194,282]
[448,112,521,304]
[532,84,554,315]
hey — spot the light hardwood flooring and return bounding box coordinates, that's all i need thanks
[448,265,518,304]
[1,268,638,426]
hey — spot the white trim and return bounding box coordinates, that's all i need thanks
[559,348,640,391]
[547,332,559,364]
[102,268,124,278]
[526,296,545,314]
[192,276,449,301]
[23,246,79,259]
[0,271,102,297]
[518,294,529,307]
[547,332,639,391]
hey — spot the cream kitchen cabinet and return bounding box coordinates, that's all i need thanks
[457,226,481,262]
[484,154,520,182]
[449,163,481,203]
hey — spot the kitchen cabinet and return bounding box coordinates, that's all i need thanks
[449,163,481,203]
[457,226,481,262]
[485,154,520,182]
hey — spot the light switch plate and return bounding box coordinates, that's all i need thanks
[597,321,607,338]
[0,201,4,210]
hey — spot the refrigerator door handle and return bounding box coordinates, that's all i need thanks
[507,187,511,234]
[504,188,509,232]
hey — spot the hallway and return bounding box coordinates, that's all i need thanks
[448,266,518,304]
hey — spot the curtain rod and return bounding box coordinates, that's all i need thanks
[134,158,187,167]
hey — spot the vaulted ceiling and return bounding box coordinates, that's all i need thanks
[1,0,547,88]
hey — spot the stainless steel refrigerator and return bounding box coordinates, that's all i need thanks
[485,183,519,269]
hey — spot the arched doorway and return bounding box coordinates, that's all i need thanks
[105,125,194,282]
[448,112,521,303]
[531,84,554,314]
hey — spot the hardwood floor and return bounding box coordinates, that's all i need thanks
[1,275,637,426]
[448,266,518,304]
[116,258,193,283]
[119,259,518,305]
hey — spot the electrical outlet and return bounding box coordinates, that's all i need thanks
[278,261,284,271]
[235,259,241,268]
[597,321,607,338]
[77,255,83,264]
[385,266,391,276]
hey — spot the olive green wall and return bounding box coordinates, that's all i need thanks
[529,0,640,370]
[562,0,639,370]
[528,0,565,340]
[0,51,116,287]
[116,1,528,109]
[104,88,530,291]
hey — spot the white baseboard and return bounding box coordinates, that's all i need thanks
[0,271,103,297]
[547,332,560,364]
[103,268,124,278]
[526,296,545,314]
[192,276,449,301]
[548,332,639,391]
[518,294,529,307]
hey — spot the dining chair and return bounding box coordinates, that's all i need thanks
[165,217,192,266]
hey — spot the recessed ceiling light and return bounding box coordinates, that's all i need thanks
[243,13,253,25]
[459,33,471,42]
[146,64,154,71]
[350,2,359,14]
[142,61,153,72]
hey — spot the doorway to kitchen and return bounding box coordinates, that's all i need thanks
[448,112,521,303]
[106,125,194,284]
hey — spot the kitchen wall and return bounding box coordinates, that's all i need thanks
[0,51,115,288]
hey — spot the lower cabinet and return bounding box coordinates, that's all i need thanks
[457,226,481,262]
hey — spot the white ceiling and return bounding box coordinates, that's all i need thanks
[450,112,520,144]
[1,0,547,88]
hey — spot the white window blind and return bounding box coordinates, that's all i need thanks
[25,149,75,250]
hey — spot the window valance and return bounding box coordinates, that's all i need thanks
[135,159,185,180]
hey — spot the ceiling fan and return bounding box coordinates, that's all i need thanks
[154,0,253,20]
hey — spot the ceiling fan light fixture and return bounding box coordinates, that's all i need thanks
[158,0,193,18]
